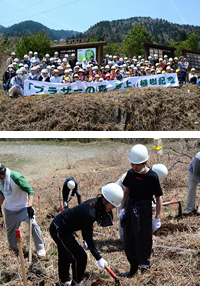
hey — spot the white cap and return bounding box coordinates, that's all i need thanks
[101,183,124,207]
[164,55,168,58]
[128,144,149,164]
[86,64,91,68]
[24,55,28,58]
[169,58,173,61]
[109,55,113,58]
[63,58,67,62]
[14,58,19,62]
[8,64,13,68]
[45,54,50,57]
[34,52,38,55]
[24,64,28,68]
[54,52,58,55]
[19,63,24,67]
[71,53,75,56]
[122,64,127,67]
[54,69,59,73]
[105,54,109,57]
[74,65,79,69]
[64,69,70,73]
[148,56,152,59]
[111,66,116,69]
[119,57,123,61]
[105,65,109,69]
[50,57,54,61]
[152,164,168,183]
[16,69,23,74]
[138,55,142,58]
[29,51,33,54]
[166,66,171,70]
[65,54,69,57]
[79,68,84,72]
[20,67,26,72]
[67,180,75,190]
[159,58,163,61]
[11,52,16,56]
[113,55,117,59]
[191,68,196,71]
[42,69,48,73]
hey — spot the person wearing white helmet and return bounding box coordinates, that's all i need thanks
[118,57,125,66]
[31,52,40,64]
[44,54,50,65]
[38,69,50,82]
[62,177,82,209]
[3,64,15,92]
[50,69,61,83]
[9,69,24,98]
[69,53,77,70]
[20,55,31,69]
[6,52,16,66]
[81,58,87,70]
[20,67,28,84]
[50,182,123,286]
[27,67,39,81]
[189,68,198,84]
[163,55,169,65]
[28,51,33,61]
[39,59,47,71]
[103,54,109,64]
[53,51,60,66]
[119,144,163,277]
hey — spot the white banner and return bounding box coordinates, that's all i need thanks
[77,48,96,62]
[24,73,179,96]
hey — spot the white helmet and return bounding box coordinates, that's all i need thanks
[16,69,23,74]
[67,180,75,190]
[152,164,168,183]
[101,183,124,207]
[128,144,149,164]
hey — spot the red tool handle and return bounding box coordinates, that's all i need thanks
[163,200,181,205]
[105,266,117,279]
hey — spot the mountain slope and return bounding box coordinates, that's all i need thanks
[0,20,79,40]
[82,17,200,44]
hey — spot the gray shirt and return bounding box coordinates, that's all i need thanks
[188,152,200,182]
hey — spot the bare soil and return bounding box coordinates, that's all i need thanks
[0,84,200,131]
[1,140,200,285]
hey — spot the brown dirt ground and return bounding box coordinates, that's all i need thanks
[0,83,200,131]
[1,141,200,285]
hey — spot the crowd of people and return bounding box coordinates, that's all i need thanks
[2,50,199,98]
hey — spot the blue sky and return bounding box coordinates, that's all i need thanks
[0,0,199,33]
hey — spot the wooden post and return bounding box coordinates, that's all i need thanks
[29,219,32,263]
[15,230,28,286]
[38,195,41,226]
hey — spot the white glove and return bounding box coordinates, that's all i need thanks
[70,196,74,199]
[118,209,125,221]
[64,201,68,207]
[97,258,108,269]
[152,218,161,233]
[83,240,88,251]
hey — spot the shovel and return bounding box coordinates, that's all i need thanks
[105,266,121,286]
[152,200,182,217]
[29,218,32,263]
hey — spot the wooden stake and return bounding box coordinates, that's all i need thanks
[29,219,32,263]
[38,195,41,226]
[15,230,28,286]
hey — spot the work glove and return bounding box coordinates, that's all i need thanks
[98,258,108,269]
[83,240,88,251]
[152,218,161,233]
[118,209,125,221]
[64,201,68,209]
[27,206,35,219]
[70,196,74,200]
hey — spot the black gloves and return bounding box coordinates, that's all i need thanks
[27,206,34,219]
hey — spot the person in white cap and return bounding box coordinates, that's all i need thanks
[50,182,123,286]
[27,67,39,81]
[119,144,162,277]
[31,52,40,64]
[69,53,77,70]
[53,52,60,66]
[44,54,51,65]
[50,69,61,83]
[38,69,50,82]
[189,68,198,84]
[81,58,87,70]
[9,69,24,98]
[103,54,109,64]
[20,55,31,69]
[3,65,15,92]
[6,52,16,66]
[0,163,45,257]
[62,177,82,209]
[28,51,33,61]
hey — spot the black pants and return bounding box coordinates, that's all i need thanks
[122,200,152,270]
[50,222,87,285]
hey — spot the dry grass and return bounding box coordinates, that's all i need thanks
[0,82,200,131]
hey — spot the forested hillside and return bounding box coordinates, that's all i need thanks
[0,20,79,40]
[82,17,200,45]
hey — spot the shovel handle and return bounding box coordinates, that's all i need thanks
[105,265,117,279]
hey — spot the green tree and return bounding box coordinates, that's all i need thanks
[169,30,200,56]
[16,30,52,59]
[104,42,119,56]
[120,24,154,57]
[179,30,187,41]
